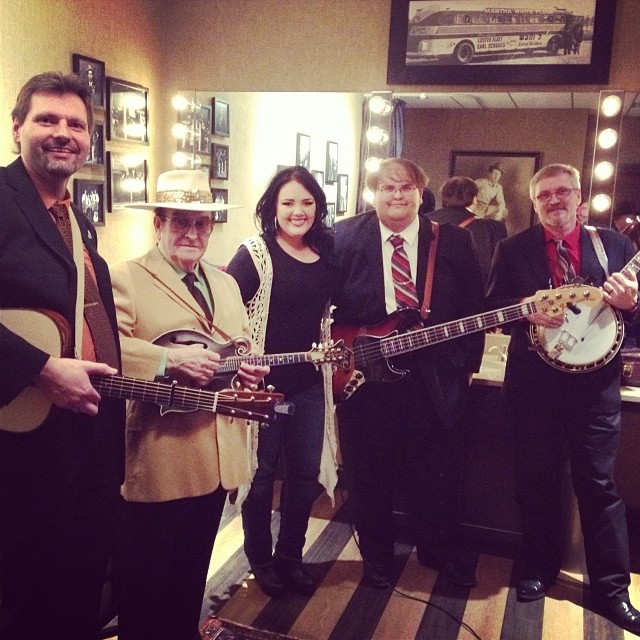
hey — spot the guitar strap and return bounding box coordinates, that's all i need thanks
[420,221,439,320]
[67,208,86,359]
[458,215,476,229]
[584,225,610,278]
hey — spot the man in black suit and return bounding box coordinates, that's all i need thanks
[486,163,640,635]
[0,72,124,640]
[429,175,507,288]
[332,158,485,589]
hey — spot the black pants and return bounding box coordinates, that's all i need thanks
[116,487,227,640]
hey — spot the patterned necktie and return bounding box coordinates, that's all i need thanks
[389,234,419,309]
[554,239,577,284]
[183,272,213,323]
[50,203,119,369]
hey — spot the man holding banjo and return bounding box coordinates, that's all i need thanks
[486,163,640,635]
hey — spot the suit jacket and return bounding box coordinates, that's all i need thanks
[332,210,485,425]
[0,157,124,490]
[110,245,253,502]
[486,223,639,406]
[429,205,507,287]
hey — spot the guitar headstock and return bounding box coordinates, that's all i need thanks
[214,389,286,425]
[308,340,353,370]
[532,285,603,316]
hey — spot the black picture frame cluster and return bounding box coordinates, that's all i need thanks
[209,98,230,222]
[72,53,150,220]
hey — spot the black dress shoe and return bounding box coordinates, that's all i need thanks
[273,556,316,596]
[417,548,477,588]
[362,561,392,590]
[600,600,640,636]
[517,577,549,602]
[251,564,286,598]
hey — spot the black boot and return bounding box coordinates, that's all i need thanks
[273,556,315,596]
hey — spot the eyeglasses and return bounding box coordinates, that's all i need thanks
[535,187,579,203]
[160,214,213,236]
[377,184,417,195]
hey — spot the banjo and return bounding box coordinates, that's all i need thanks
[530,250,640,372]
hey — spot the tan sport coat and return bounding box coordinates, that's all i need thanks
[110,245,252,502]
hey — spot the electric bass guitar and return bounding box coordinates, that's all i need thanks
[331,285,602,401]
[0,309,286,433]
[154,328,352,389]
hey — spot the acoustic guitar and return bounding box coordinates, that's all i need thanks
[0,309,286,433]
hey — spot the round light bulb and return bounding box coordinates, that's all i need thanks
[598,128,618,149]
[363,188,375,204]
[601,95,622,117]
[366,126,389,144]
[593,161,615,181]
[591,193,612,213]
[171,122,188,138]
[369,96,391,115]
[172,151,188,168]
[172,94,189,111]
[365,157,381,173]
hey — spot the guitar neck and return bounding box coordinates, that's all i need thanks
[380,301,535,358]
[624,250,640,277]
[90,374,269,420]
[217,352,313,373]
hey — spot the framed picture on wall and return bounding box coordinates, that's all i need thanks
[450,150,541,237]
[212,144,229,179]
[72,54,105,109]
[212,98,230,136]
[326,203,336,228]
[387,0,617,85]
[107,151,148,211]
[176,105,211,154]
[107,78,149,143]
[296,133,311,169]
[311,170,324,188]
[325,141,338,184]
[73,179,106,226]
[337,174,349,215]
[212,188,229,223]
[86,123,104,166]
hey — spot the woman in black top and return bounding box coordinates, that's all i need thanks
[226,166,337,597]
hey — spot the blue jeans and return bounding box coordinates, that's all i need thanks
[242,383,325,566]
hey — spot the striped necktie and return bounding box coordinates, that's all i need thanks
[554,239,577,284]
[389,234,419,309]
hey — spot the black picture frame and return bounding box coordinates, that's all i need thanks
[337,174,349,215]
[212,189,229,223]
[387,0,616,85]
[106,78,149,143]
[326,203,336,228]
[176,105,211,154]
[212,98,230,137]
[72,54,105,109]
[107,151,148,211]
[86,123,104,166]
[311,170,324,188]
[325,141,338,184]
[73,179,106,226]
[450,150,541,236]
[296,133,311,169]
[212,144,229,180]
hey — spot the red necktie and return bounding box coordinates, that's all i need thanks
[50,203,119,369]
[183,272,213,323]
[554,239,577,284]
[390,234,419,309]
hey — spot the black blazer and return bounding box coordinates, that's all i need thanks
[486,223,639,406]
[332,210,485,425]
[0,157,124,489]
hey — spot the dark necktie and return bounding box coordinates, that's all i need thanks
[183,272,213,323]
[50,203,119,369]
[554,239,577,284]
[389,234,419,309]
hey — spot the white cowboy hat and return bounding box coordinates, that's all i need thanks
[129,169,241,212]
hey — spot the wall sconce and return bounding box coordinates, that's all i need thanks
[171,91,201,169]
[587,90,624,226]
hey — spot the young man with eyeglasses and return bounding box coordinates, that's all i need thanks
[332,158,485,590]
[486,163,640,635]
[109,170,269,640]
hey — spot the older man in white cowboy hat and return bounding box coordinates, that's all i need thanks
[110,169,269,640]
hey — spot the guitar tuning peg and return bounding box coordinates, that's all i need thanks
[312,342,317,348]
[266,384,275,392]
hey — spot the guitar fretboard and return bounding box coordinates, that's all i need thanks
[380,301,535,358]
[217,352,312,373]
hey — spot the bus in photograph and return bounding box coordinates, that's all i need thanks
[406,4,589,65]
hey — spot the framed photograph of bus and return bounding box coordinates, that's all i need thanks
[450,150,541,237]
[387,0,616,85]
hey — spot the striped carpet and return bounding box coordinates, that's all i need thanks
[197,488,640,640]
